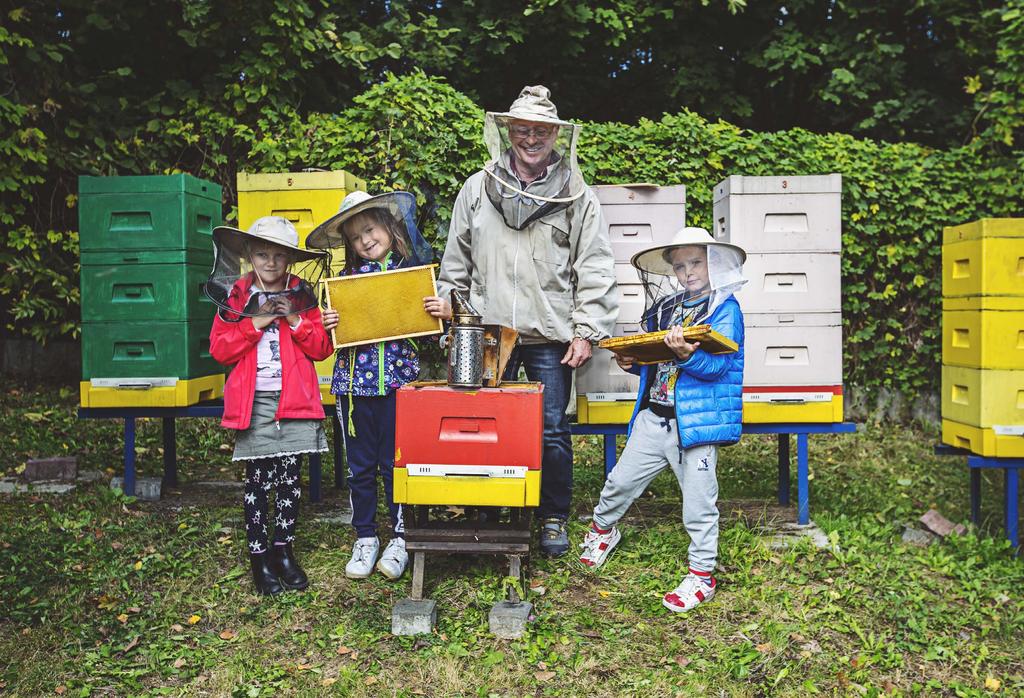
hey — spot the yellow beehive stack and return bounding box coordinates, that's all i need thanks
[940,218,1024,457]
[237,170,367,404]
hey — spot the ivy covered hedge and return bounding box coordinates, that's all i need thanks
[4,72,1023,398]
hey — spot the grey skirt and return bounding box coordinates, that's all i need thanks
[232,391,328,461]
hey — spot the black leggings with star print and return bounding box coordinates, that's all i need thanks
[242,455,302,555]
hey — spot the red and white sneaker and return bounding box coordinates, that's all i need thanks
[579,524,621,568]
[662,570,716,612]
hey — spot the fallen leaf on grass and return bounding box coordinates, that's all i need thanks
[756,643,773,653]
[173,658,186,669]
[121,636,140,655]
[116,613,128,624]
[321,678,337,687]
[985,677,1001,691]
[531,585,547,595]
[674,656,691,668]
[597,590,610,598]
[170,624,184,632]
[218,444,232,452]
[218,630,236,640]
[133,561,143,571]
[128,606,140,614]
[365,676,378,686]
[187,614,201,625]
[800,640,822,655]
[24,412,45,422]
[296,663,314,671]
[111,542,124,550]
[337,645,353,656]
[535,671,556,682]
[55,687,66,695]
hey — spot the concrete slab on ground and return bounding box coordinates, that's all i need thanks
[392,598,436,636]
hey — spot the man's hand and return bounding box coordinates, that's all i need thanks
[614,353,636,371]
[423,296,452,320]
[664,325,699,361]
[560,337,593,368]
[322,308,339,332]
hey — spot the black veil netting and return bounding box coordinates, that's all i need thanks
[204,225,330,322]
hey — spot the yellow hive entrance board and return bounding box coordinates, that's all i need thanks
[323,264,443,349]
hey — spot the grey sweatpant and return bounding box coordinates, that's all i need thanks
[592,408,720,572]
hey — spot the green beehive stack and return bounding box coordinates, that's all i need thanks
[78,174,226,407]
[940,218,1024,457]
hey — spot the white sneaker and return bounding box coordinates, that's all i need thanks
[345,536,380,579]
[662,571,716,613]
[579,525,621,568]
[376,538,408,579]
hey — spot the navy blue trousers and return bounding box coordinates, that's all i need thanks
[503,342,574,519]
[337,392,403,539]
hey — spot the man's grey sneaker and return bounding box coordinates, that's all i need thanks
[539,517,570,557]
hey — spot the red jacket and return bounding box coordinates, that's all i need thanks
[209,273,334,430]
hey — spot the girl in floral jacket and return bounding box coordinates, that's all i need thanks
[311,191,436,581]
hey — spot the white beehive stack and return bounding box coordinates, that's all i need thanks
[712,174,844,422]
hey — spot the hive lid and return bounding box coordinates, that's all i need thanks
[942,218,1024,244]
[713,174,842,203]
[78,174,222,201]
[236,170,366,192]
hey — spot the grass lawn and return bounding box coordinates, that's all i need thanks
[1,381,1022,696]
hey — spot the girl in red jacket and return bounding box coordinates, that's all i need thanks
[207,216,334,595]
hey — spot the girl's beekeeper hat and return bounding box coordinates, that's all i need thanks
[631,226,746,277]
[212,216,326,262]
[204,216,329,320]
[306,190,433,266]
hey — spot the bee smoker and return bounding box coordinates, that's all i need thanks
[444,291,485,389]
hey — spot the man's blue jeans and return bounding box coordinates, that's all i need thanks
[503,342,573,519]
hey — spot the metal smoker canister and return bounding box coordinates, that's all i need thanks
[447,320,485,388]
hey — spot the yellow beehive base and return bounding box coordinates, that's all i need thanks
[742,394,843,423]
[577,394,844,424]
[576,397,635,424]
[942,420,1024,458]
[79,374,224,408]
[315,356,337,405]
[393,469,540,507]
[941,366,1024,428]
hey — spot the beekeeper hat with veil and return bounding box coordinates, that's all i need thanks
[203,216,329,321]
[630,226,747,329]
[482,85,587,230]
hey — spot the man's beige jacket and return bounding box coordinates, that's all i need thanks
[437,170,618,345]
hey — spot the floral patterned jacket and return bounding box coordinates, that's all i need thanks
[330,253,421,397]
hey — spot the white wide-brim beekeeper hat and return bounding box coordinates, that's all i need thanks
[631,226,747,277]
[213,216,326,262]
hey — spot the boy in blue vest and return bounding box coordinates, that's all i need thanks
[578,227,746,613]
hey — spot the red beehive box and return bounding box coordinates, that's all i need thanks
[393,382,544,506]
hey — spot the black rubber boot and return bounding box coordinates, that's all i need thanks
[250,553,285,596]
[269,543,309,590]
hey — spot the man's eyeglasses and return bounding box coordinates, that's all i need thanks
[509,125,555,140]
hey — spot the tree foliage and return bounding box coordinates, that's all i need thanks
[2,2,1024,398]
